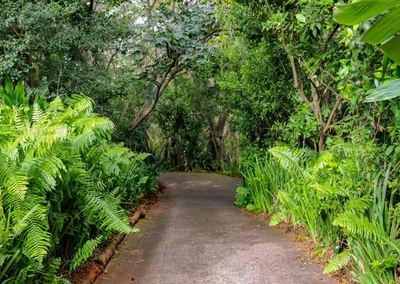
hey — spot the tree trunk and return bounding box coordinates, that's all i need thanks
[125,64,185,137]
[318,131,326,152]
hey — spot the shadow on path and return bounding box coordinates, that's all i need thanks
[96,172,336,284]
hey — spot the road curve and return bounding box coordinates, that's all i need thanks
[96,172,336,284]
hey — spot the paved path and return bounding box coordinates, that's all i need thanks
[97,172,336,284]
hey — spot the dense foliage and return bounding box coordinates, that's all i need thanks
[1,0,400,282]
[229,0,400,282]
[0,81,156,282]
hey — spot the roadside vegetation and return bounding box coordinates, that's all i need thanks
[0,0,399,283]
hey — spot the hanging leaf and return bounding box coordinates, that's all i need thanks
[333,0,400,25]
[333,0,400,100]
[361,6,400,45]
[365,78,400,102]
[380,35,400,65]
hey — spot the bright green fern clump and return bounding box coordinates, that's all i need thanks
[0,81,156,283]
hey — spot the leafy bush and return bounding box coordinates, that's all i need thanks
[0,82,156,282]
[237,142,400,282]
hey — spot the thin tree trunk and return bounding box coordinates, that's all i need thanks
[125,62,185,137]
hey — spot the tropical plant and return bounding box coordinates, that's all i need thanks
[235,149,291,213]
[333,0,400,102]
[0,81,156,282]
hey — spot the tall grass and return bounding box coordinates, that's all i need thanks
[235,152,290,213]
[236,143,400,283]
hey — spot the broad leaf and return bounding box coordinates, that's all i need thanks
[380,35,400,65]
[361,6,400,45]
[365,78,400,102]
[296,14,306,23]
[333,0,400,25]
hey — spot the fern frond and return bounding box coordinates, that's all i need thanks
[69,235,102,272]
[42,258,63,284]
[27,154,65,193]
[71,117,114,151]
[324,249,352,274]
[29,125,68,156]
[13,203,51,262]
[268,146,310,180]
[46,97,65,116]
[344,195,371,214]
[333,212,380,241]
[66,94,94,118]
[80,189,136,234]
[130,152,151,163]
[0,155,28,200]
[31,103,47,123]
[269,210,287,226]
[311,182,348,198]
[22,220,51,263]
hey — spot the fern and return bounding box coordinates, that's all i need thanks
[27,154,66,193]
[65,94,94,118]
[42,258,67,284]
[0,155,28,200]
[0,90,154,281]
[268,146,310,180]
[344,195,371,214]
[324,249,352,274]
[71,117,114,151]
[80,189,136,234]
[269,210,287,226]
[31,103,46,123]
[19,204,51,262]
[69,236,102,272]
[333,211,381,241]
[311,182,348,198]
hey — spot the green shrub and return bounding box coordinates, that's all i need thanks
[0,81,156,282]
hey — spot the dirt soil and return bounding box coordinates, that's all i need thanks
[94,172,339,284]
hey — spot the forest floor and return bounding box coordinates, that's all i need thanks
[93,172,339,284]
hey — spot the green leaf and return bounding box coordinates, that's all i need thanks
[361,6,400,45]
[365,78,400,102]
[333,0,400,26]
[380,34,400,65]
[386,145,394,155]
[4,77,13,96]
[295,14,306,23]
[324,249,352,274]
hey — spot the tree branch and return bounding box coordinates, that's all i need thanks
[323,96,343,134]
[281,26,312,109]
[105,46,120,72]
[125,60,185,136]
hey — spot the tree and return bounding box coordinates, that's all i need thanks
[123,1,219,136]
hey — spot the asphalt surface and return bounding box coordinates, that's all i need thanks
[96,172,336,284]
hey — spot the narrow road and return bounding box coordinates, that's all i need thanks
[96,172,336,284]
